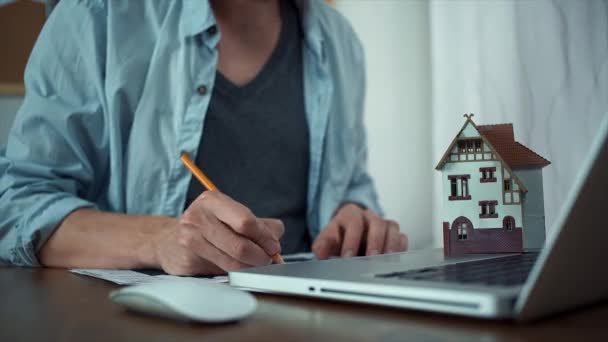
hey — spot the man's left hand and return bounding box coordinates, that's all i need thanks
[312,203,408,259]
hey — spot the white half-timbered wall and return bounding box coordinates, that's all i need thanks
[441,122,523,230]
[442,161,523,229]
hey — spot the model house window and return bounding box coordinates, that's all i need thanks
[451,138,492,162]
[504,216,515,231]
[458,141,466,153]
[479,202,496,215]
[501,167,521,205]
[504,179,511,191]
[457,223,468,240]
[479,200,498,218]
[456,139,483,153]
[450,179,458,196]
[480,167,497,182]
[462,178,469,197]
[448,175,471,200]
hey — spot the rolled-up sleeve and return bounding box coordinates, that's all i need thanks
[341,33,383,217]
[0,1,108,266]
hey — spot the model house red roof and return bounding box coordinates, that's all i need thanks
[477,124,551,169]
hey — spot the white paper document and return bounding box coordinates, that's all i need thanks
[70,252,315,286]
[70,268,229,285]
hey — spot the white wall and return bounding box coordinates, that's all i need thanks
[0,96,22,147]
[336,1,433,249]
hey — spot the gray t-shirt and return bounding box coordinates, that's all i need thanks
[185,0,311,254]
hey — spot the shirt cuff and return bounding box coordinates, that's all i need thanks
[9,194,95,267]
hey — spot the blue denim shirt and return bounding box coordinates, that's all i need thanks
[0,0,381,266]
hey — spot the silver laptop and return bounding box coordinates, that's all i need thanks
[230,116,608,321]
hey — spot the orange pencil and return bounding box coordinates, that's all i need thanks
[180,152,284,264]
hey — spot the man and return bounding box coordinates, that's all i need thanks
[0,0,407,275]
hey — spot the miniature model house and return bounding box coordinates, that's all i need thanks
[436,114,550,255]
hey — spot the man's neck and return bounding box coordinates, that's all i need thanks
[209,0,282,86]
[210,0,280,42]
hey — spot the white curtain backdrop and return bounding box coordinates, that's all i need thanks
[430,0,608,247]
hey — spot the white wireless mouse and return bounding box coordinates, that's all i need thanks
[109,278,257,323]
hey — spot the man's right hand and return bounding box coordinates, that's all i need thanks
[152,191,284,276]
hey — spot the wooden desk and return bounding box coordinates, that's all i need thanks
[1,268,608,341]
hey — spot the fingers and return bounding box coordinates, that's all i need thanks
[175,223,250,272]
[193,192,281,256]
[259,218,285,241]
[383,220,402,253]
[312,223,341,260]
[364,210,387,255]
[340,211,365,258]
[199,214,272,266]
[363,211,407,255]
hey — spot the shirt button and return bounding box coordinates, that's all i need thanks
[197,85,208,96]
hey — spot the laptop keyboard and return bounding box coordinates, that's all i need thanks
[375,253,539,287]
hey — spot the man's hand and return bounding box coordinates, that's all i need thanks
[152,191,284,276]
[312,203,408,259]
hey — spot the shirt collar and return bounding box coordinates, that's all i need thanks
[179,0,217,41]
[295,0,325,61]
